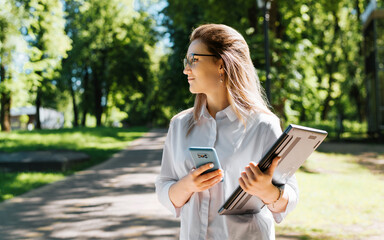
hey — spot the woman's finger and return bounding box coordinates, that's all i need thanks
[199,174,222,190]
[197,169,222,182]
[249,162,263,176]
[192,163,214,177]
[239,177,247,191]
[245,166,256,182]
[240,171,251,186]
[266,157,280,176]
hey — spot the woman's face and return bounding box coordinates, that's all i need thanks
[183,39,224,95]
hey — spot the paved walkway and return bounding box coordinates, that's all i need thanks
[0,129,180,240]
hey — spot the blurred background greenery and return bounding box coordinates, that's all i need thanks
[0,0,379,139]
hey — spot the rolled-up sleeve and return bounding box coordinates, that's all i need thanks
[155,121,182,217]
[262,119,300,223]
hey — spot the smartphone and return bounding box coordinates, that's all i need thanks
[189,147,222,175]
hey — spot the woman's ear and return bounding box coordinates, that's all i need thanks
[217,59,224,71]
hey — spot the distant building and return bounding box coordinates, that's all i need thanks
[10,106,64,130]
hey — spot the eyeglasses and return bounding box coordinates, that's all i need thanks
[183,53,217,68]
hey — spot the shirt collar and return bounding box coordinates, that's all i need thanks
[200,102,237,122]
[221,105,237,122]
[200,103,211,119]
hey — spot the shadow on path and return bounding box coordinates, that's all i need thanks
[0,129,180,239]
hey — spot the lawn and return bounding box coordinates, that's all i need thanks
[276,150,384,240]
[0,126,148,202]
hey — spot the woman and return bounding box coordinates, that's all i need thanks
[155,24,299,240]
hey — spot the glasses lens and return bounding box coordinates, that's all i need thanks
[183,58,188,68]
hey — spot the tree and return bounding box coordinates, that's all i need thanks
[20,0,71,129]
[0,0,25,132]
[62,0,158,127]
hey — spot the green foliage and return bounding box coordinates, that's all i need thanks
[0,0,25,86]
[159,0,367,127]
[18,114,29,129]
[1,0,160,130]
[0,0,372,131]
[288,120,368,140]
[61,0,159,127]
[21,0,71,89]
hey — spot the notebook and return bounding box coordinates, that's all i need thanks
[218,124,327,215]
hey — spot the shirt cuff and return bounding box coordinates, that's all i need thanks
[157,181,182,218]
[272,184,298,223]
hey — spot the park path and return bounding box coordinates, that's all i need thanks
[0,129,180,240]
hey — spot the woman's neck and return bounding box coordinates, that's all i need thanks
[206,92,230,119]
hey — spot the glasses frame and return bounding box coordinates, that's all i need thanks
[183,53,217,68]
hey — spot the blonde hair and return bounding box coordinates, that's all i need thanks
[186,24,275,135]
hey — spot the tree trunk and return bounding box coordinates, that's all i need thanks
[0,64,11,132]
[81,66,90,127]
[269,0,279,36]
[247,2,259,35]
[94,50,108,127]
[81,109,87,126]
[0,92,11,132]
[299,88,307,122]
[0,63,11,132]
[321,66,335,120]
[69,77,78,127]
[93,67,102,127]
[35,87,42,129]
[104,67,111,125]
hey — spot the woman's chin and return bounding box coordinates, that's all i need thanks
[189,86,198,94]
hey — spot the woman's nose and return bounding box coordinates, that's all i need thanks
[183,65,191,75]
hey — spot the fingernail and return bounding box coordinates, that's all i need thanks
[209,163,214,168]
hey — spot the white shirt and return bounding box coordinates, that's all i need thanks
[155,104,299,240]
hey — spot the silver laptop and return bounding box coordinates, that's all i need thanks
[218,124,327,215]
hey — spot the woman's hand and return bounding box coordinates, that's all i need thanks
[169,163,224,208]
[239,157,281,204]
[182,163,224,193]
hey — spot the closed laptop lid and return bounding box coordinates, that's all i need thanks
[219,124,327,215]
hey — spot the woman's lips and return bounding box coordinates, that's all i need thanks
[188,78,195,82]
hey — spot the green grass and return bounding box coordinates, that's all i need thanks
[0,126,148,202]
[0,172,65,201]
[276,151,384,239]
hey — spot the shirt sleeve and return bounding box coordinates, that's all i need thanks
[262,119,300,224]
[155,121,182,217]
